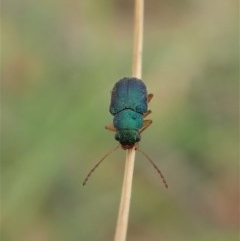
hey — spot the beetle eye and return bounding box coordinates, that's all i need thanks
[136,133,141,142]
[115,133,120,141]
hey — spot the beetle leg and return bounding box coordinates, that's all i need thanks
[140,120,152,133]
[143,110,152,118]
[147,94,153,103]
[105,124,116,132]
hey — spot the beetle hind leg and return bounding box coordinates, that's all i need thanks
[147,93,153,103]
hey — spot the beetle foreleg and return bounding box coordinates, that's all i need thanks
[140,120,152,133]
[105,124,116,132]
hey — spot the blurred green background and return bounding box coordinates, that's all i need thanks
[2,0,239,240]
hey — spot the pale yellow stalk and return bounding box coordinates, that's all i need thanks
[114,1,144,241]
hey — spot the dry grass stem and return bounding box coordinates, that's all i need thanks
[114,149,136,241]
[114,1,144,241]
[132,0,144,79]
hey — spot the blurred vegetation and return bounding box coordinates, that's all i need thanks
[1,0,239,241]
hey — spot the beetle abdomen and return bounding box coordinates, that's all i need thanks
[110,77,148,115]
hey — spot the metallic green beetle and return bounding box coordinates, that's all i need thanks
[105,77,153,149]
[83,77,168,188]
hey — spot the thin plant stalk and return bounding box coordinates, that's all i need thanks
[132,0,144,79]
[114,1,144,241]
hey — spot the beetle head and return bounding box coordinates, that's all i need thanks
[115,129,141,149]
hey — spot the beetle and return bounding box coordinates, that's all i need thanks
[105,77,153,149]
[83,77,168,188]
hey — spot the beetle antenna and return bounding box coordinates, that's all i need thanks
[83,145,120,186]
[137,148,168,188]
